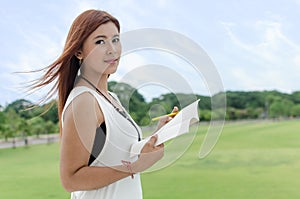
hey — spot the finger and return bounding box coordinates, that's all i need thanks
[159,115,169,123]
[156,143,164,148]
[172,106,179,113]
[166,116,173,122]
[148,135,158,146]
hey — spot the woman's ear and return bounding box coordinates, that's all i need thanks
[75,50,83,60]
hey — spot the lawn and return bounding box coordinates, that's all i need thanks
[1,119,299,199]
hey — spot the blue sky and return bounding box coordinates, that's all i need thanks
[1,0,300,105]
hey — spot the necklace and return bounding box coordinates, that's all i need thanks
[80,76,141,141]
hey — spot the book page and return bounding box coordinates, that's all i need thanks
[130,99,200,157]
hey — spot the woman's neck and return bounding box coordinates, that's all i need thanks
[78,73,109,94]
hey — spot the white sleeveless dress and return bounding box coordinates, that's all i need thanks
[62,86,143,199]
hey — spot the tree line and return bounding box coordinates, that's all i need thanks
[1,81,300,140]
[0,99,58,141]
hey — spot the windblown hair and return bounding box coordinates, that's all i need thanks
[31,9,120,133]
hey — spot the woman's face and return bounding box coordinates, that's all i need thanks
[80,21,121,76]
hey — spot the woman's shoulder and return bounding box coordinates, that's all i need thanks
[62,87,104,131]
[62,86,99,119]
[67,86,99,102]
[67,86,99,106]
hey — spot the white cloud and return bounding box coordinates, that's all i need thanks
[294,55,300,65]
[221,18,300,93]
[223,20,281,63]
[1,26,63,105]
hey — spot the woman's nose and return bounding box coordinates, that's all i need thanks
[106,42,116,55]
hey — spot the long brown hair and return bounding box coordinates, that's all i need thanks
[31,9,120,133]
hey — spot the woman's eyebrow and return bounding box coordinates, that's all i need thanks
[93,35,107,40]
[93,34,119,40]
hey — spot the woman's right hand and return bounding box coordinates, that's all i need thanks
[156,106,179,131]
[132,135,164,173]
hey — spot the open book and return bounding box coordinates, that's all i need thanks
[130,99,200,157]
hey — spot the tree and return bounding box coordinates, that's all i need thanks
[40,100,59,124]
[0,111,7,140]
[29,116,47,138]
[44,120,58,144]
[3,108,27,148]
[5,99,34,119]
[200,109,211,121]
[18,117,30,147]
[1,87,300,130]
[291,104,300,117]
[109,81,149,125]
[5,108,21,138]
[291,91,300,104]
[269,99,294,118]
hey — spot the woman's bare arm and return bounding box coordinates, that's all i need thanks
[60,92,164,192]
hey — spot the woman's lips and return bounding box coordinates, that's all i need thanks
[105,58,118,64]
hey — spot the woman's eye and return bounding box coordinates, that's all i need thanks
[95,40,105,45]
[112,37,120,43]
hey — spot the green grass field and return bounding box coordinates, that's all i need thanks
[1,119,299,199]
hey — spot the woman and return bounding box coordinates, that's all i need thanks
[32,9,177,198]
